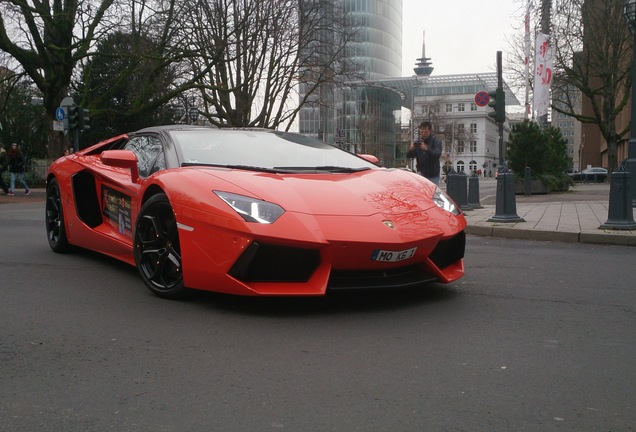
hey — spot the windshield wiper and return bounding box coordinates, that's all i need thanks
[182,163,283,173]
[273,166,371,173]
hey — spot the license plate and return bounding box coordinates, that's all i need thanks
[371,247,417,262]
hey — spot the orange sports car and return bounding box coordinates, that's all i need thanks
[46,126,466,298]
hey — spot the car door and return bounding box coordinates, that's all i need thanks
[98,134,166,245]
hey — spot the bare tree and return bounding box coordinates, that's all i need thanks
[0,0,121,156]
[183,0,359,130]
[77,0,213,139]
[506,0,632,171]
[550,0,632,171]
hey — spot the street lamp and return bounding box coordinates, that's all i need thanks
[623,0,636,207]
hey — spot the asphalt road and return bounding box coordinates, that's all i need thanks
[1,201,635,431]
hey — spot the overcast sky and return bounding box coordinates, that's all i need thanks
[401,1,525,77]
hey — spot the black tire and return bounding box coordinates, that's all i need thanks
[133,193,185,299]
[45,177,70,252]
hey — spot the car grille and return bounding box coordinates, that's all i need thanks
[328,265,439,290]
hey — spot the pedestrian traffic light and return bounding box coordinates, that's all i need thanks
[78,108,90,132]
[487,87,506,123]
[67,105,79,132]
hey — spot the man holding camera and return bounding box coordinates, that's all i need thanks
[407,121,442,185]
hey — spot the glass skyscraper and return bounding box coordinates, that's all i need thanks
[299,0,403,166]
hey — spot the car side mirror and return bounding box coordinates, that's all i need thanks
[100,150,140,183]
[358,154,380,165]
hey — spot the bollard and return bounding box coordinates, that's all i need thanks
[446,169,461,209]
[457,171,471,211]
[488,169,525,222]
[524,166,532,196]
[446,169,471,212]
[600,164,636,230]
[467,173,483,209]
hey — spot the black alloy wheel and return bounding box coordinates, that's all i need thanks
[45,178,70,252]
[133,193,185,298]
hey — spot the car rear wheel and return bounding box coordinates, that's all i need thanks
[45,177,70,252]
[133,193,185,298]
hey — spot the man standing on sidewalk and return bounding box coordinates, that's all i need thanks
[0,146,9,194]
[7,143,30,196]
[406,121,443,185]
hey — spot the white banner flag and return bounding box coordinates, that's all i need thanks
[533,32,553,117]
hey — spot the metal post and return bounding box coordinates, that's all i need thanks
[467,173,483,209]
[457,170,471,211]
[524,166,532,196]
[625,27,636,207]
[600,165,636,229]
[488,169,524,223]
[489,51,523,223]
[446,168,470,212]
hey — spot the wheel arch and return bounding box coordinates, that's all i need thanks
[141,184,168,209]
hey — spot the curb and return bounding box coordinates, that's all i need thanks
[466,223,636,247]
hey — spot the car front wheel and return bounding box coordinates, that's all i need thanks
[133,193,185,298]
[45,177,70,252]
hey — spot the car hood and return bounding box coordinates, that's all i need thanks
[193,167,438,217]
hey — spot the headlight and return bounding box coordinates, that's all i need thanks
[433,187,460,215]
[215,191,285,223]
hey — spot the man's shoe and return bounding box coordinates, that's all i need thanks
[7,192,14,196]
[25,189,30,196]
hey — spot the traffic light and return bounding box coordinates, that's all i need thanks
[78,108,90,132]
[487,87,506,123]
[67,105,79,132]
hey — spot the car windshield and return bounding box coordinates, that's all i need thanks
[170,129,377,172]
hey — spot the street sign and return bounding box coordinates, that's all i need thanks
[60,96,74,107]
[55,107,66,121]
[474,91,490,107]
[53,120,64,131]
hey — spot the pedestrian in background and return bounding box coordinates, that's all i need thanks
[7,143,30,196]
[406,121,443,185]
[0,147,9,194]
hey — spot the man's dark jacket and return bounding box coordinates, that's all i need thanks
[406,134,442,179]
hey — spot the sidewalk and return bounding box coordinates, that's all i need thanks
[459,178,636,247]
[2,182,635,247]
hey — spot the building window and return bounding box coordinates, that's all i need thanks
[470,141,477,153]
[470,123,477,134]
[470,103,477,111]
[457,140,465,153]
[457,103,465,112]
[446,103,453,113]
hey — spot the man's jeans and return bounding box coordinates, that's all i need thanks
[10,172,29,192]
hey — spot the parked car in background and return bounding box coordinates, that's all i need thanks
[569,167,608,183]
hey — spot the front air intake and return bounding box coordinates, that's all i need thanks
[429,231,465,269]
[229,242,320,282]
